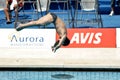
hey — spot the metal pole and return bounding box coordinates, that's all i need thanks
[46,0,49,14]
[14,0,19,28]
[37,0,43,16]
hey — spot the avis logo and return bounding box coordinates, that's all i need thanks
[70,33,102,44]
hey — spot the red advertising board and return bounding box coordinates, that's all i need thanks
[56,28,116,48]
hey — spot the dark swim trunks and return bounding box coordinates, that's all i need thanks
[50,13,57,23]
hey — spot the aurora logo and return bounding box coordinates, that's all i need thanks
[11,35,44,42]
[8,31,44,43]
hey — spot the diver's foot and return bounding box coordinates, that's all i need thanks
[15,22,23,31]
[6,21,12,24]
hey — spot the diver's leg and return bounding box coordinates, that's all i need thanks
[16,13,54,31]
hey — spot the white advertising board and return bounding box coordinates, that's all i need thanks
[117,28,120,48]
[0,29,56,49]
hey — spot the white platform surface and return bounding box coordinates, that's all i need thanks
[0,48,120,68]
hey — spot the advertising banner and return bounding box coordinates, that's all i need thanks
[56,28,116,48]
[0,29,56,49]
[0,28,117,49]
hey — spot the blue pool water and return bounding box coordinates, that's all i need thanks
[0,70,120,80]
